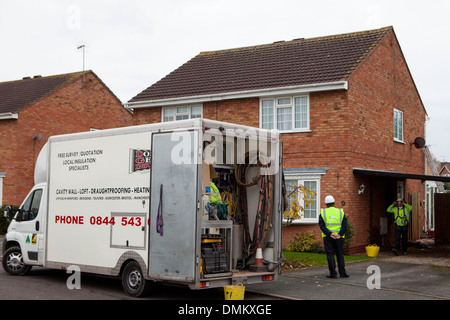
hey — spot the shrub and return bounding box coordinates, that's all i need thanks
[343,218,355,253]
[285,232,322,253]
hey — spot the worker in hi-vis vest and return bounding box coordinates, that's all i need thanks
[386,198,412,255]
[319,195,349,279]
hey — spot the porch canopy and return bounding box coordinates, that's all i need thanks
[353,168,450,183]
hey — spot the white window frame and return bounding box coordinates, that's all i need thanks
[426,182,436,232]
[0,172,5,206]
[394,108,404,143]
[259,95,310,132]
[161,105,203,122]
[396,180,405,200]
[284,173,321,225]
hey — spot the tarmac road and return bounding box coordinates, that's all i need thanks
[0,236,278,300]
[0,266,282,300]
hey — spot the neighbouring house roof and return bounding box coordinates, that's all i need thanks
[439,163,450,176]
[0,71,87,114]
[128,26,392,105]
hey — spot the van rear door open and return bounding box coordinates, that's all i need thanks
[149,131,199,282]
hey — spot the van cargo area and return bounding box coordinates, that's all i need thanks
[2,119,283,297]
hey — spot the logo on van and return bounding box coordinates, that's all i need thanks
[130,149,151,173]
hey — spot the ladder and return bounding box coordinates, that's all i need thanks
[423,145,445,193]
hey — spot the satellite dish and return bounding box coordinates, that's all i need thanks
[413,137,426,149]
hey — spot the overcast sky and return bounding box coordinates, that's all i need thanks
[1,0,449,161]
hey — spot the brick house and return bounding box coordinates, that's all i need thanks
[125,27,447,252]
[0,70,132,206]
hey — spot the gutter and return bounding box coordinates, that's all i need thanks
[353,168,450,183]
[124,81,348,110]
[0,113,18,120]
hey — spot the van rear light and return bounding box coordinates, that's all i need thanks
[262,275,273,281]
[200,281,209,288]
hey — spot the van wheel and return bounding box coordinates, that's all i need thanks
[2,246,32,276]
[121,261,150,297]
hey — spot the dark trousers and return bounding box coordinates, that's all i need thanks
[323,237,346,276]
[394,225,408,253]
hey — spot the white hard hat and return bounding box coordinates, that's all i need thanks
[325,195,335,204]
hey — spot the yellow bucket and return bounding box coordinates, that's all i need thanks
[365,244,380,258]
[224,283,245,300]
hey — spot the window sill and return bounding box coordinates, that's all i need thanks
[394,139,405,144]
[279,129,312,134]
[283,220,318,226]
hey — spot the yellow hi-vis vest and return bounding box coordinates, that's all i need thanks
[387,204,412,227]
[209,181,222,203]
[320,207,345,238]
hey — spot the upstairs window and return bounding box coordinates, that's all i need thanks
[394,108,404,142]
[162,105,202,122]
[260,96,309,132]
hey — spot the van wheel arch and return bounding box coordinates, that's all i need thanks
[4,240,20,252]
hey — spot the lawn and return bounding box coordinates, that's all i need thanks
[282,251,370,271]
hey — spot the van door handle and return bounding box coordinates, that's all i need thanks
[35,221,40,231]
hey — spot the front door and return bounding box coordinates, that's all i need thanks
[148,131,199,281]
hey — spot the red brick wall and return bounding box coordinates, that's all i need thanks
[282,31,426,251]
[281,89,353,249]
[133,98,260,127]
[0,72,132,205]
[132,107,161,125]
[203,98,260,127]
[345,30,426,251]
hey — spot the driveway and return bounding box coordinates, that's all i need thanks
[247,258,450,300]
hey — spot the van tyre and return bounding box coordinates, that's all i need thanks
[2,246,32,276]
[122,261,150,297]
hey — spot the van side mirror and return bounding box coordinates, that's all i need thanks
[4,206,12,223]
[3,206,21,222]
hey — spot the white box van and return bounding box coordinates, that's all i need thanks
[2,119,283,297]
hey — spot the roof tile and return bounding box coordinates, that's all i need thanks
[0,71,85,114]
[129,27,392,103]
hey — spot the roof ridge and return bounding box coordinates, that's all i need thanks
[198,26,393,56]
[306,26,392,42]
[0,70,90,114]
[0,70,87,85]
